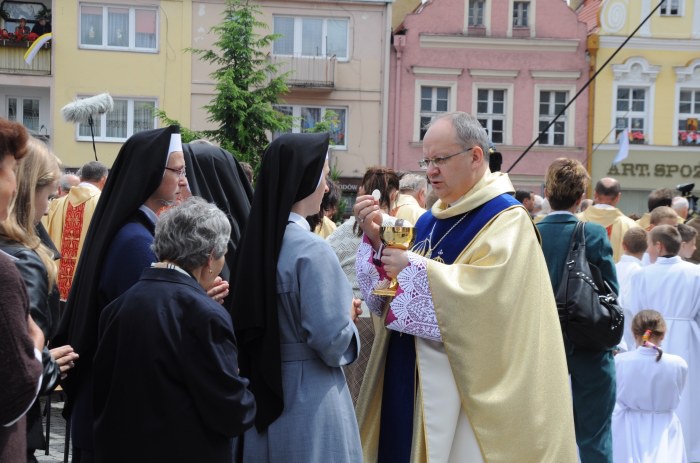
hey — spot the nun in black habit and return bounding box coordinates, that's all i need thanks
[231,133,362,462]
[183,140,253,311]
[54,125,185,462]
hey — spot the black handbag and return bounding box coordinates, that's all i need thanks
[555,221,624,351]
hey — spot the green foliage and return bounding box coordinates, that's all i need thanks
[186,0,292,171]
[303,109,341,144]
[153,109,204,143]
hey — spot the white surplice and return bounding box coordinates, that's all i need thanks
[616,254,643,351]
[626,256,700,461]
[612,347,688,463]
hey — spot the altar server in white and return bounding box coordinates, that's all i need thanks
[613,310,688,463]
[626,225,700,461]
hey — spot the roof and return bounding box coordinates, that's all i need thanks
[577,0,602,34]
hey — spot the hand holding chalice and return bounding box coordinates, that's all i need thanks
[373,218,416,297]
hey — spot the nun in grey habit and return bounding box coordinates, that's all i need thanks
[231,133,362,462]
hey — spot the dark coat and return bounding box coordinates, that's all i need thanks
[93,268,256,463]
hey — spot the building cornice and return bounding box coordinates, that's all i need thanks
[599,36,700,52]
[469,69,519,78]
[411,66,463,76]
[419,35,580,53]
[530,71,582,79]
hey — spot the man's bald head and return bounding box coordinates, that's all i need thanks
[594,177,621,206]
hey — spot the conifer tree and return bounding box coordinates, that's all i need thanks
[187,0,291,169]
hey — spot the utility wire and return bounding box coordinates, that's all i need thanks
[507,0,667,173]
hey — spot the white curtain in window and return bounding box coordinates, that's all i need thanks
[79,113,102,138]
[108,8,129,47]
[273,17,294,55]
[326,19,347,58]
[107,100,127,138]
[135,9,156,49]
[302,18,323,56]
[133,101,156,134]
[81,6,103,45]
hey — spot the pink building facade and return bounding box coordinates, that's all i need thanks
[388,0,591,191]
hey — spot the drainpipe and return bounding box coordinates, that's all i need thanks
[380,3,393,168]
[586,33,599,195]
[392,34,406,171]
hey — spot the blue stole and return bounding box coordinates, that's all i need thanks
[413,193,521,264]
[377,193,521,463]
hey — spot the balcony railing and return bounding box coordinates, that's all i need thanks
[0,40,51,75]
[269,54,336,90]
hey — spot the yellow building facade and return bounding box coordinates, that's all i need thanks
[52,1,192,168]
[590,0,700,214]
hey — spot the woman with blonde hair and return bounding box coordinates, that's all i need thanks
[0,137,78,461]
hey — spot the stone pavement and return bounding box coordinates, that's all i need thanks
[35,392,70,463]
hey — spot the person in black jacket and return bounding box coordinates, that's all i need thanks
[93,197,256,462]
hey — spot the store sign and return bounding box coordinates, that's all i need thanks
[607,163,700,179]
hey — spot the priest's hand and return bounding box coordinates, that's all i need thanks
[207,276,229,304]
[353,194,382,250]
[381,247,409,278]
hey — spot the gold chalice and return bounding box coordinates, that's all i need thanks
[373,223,416,297]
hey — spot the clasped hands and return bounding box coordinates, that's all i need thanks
[353,194,409,278]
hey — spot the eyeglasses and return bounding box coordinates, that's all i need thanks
[418,147,474,170]
[164,167,187,178]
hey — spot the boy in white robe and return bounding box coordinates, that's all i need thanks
[613,310,688,463]
[617,227,646,350]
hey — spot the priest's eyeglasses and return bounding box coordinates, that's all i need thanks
[418,147,474,170]
[164,167,187,178]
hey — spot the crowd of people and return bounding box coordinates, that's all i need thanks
[1,110,699,463]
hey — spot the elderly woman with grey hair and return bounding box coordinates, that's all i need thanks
[91,197,256,463]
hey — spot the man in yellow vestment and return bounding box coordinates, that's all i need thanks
[393,173,427,226]
[353,112,577,463]
[45,161,107,301]
[578,177,639,262]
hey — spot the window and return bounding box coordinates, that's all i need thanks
[468,0,485,26]
[80,4,157,51]
[678,90,700,145]
[477,89,505,143]
[513,1,529,26]
[616,87,647,144]
[273,105,348,148]
[7,97,40,132]
[76,97,156,142]
[660,0,681,16]
[538,91,568,146]
[272,16,349,60]
[419,87,450,140]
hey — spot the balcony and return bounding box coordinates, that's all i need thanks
[0,39,51,75]
[269,54,336,91]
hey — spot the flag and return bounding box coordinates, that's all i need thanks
[24,33,52,65]
[612,128,629,166]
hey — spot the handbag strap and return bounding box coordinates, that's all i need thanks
[564,220,586,262]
